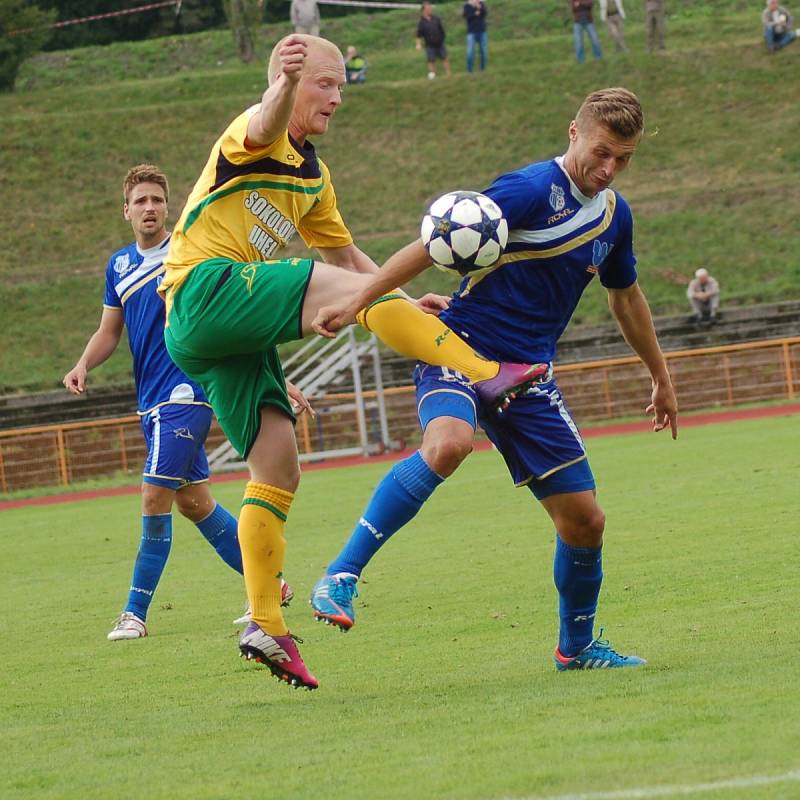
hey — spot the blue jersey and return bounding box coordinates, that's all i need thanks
[103,236,209,414]
[440,157,638,363]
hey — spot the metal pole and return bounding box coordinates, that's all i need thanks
[349,328,369,455]
[370,336,391,449]
[783,340,796,400]
[723,354,733,405]
[0,444,7,494]
[56,428,69,486]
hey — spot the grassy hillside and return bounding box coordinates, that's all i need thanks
[2,0,798,392]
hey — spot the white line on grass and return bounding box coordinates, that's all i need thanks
[503,769,800,800]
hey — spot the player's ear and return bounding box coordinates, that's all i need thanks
[122,203,130,221]
[568,120,578,142]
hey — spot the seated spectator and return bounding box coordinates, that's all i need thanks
[687,268,720,325]
[344,45,367,83]
[762,0,799,51]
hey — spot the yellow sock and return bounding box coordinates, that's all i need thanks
[239,481,294,636]
[356,295,500,383]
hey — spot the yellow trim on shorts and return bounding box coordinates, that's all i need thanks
[514,454,588,487]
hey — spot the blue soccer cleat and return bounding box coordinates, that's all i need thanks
[553,628,646,671]
[310,573,358,631]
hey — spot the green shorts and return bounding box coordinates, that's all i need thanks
[164,256,315,459]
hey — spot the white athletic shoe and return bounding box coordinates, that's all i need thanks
[232,579,294,624]
[107,612,147,641]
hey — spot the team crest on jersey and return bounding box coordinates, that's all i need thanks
[113,253,134,276]
[592,240,614,267]
[549,183,566,212]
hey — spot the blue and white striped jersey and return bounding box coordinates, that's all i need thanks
[440,156,638,364]
[103,235,208,414]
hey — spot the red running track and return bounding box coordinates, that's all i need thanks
[2,403,798,512]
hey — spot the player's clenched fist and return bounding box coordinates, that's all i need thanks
[278,35,308,82]
[63,364,87,395]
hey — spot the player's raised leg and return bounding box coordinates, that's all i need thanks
[541,488,645,670]
[303,259,548,403]
[311,366,476,630]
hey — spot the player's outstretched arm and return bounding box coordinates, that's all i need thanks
[607,282,678,439]
[247,35,307,147]
[63,307,124,395]
[312,239,432,337]
[318,242,449,315]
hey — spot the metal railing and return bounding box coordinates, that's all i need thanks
[1,336,798,494]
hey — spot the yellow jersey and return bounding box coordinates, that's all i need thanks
[161,105,353,300]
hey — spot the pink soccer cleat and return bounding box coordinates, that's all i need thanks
[474,362,551,408]
[239,623,319,690]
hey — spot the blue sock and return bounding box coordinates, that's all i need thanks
[125,514,172,621]
[328,451,443,577]
[553,535,603,657]
[195,503,243,574]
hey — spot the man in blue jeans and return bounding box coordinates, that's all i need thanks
[571,0,603,63]
[463,0,488,72]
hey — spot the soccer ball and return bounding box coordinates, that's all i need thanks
[420,190,508,275]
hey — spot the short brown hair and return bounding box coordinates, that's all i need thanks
[123,164,169,203]
[576,88,644,139]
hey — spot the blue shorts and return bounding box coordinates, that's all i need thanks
[140,403,212,490]
[414,364,596,500]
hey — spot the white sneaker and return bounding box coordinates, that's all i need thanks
[233,579,294,624]
[107,612,147,641]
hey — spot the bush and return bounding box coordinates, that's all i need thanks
[0,0,55,91]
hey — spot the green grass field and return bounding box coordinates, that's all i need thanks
[2,0,799,391]
[2,413,799,799]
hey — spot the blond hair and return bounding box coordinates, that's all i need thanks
[123,164,169,203]
[576,88,644,139]
[267,35,343,85]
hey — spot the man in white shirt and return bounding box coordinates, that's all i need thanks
[600,0,627,51]
[687,268,720,325]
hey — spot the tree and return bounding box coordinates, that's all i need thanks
[223,0,264,63]
[0,0,55,91]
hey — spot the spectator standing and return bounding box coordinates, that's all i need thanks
[571,0,603,63]
[463,0,488,73]
[645,0,665,52]
[762,0,799,51]
[600,0,627,51]
[291,0,320,36]
[687,268,720,325]
[344,45,368,83]
[417,1,451,79]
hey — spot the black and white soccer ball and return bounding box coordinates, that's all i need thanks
[420,190,508,275]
